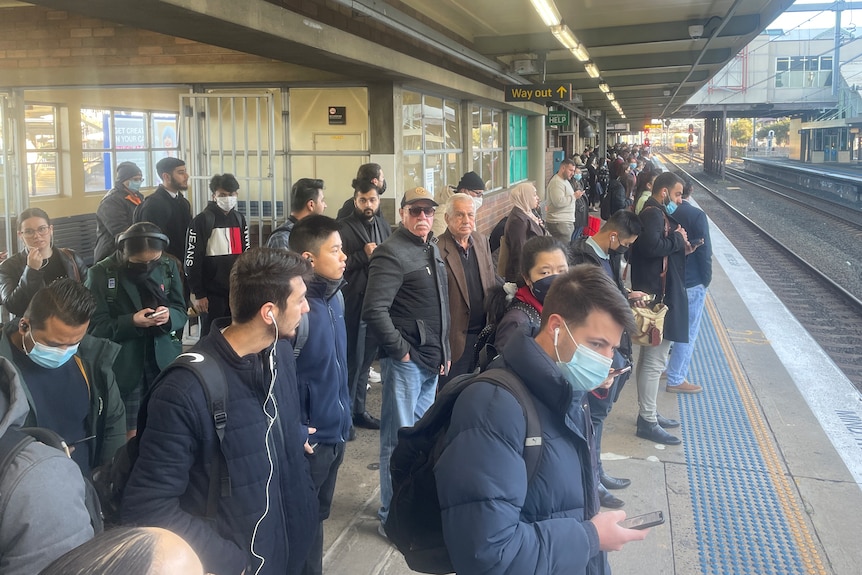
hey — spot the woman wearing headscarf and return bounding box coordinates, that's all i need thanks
[499,182,547,283]
[85,222,187,432]
[0,207,87,321]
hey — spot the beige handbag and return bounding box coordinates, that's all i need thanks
[631,301,668,346]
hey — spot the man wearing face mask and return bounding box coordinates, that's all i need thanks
[185,174,250,336]
[628,171,690,445]
[95,161,146,263]
[0,279,126,475]
[569,210,647,508]
[435,265,648,574]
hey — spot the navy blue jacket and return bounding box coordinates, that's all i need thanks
[122,320,318,575]
[672,200,712,288]
[435,330,607,575]
[296,278,351,445]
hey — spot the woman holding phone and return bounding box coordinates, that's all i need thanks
[85,222,187,432]
[0,207,87,321]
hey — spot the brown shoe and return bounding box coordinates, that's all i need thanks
[666,381,702,394]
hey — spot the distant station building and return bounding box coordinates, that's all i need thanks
[681,27,862,164]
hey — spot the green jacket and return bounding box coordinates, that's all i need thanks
[85,255,186,397]
[0,328,127,468]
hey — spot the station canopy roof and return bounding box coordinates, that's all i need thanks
[24,0,794,125]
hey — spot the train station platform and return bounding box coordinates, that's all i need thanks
[742,157,862,205]
[318,204,862,575]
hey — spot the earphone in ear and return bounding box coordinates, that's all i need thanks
[553,327,560,346]
[267,310,275,321]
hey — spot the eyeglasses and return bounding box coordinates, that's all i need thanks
[407,206,436,217]
[21,225,50,238]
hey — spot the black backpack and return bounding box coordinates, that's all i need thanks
[0,426,104,534]
[384,368,543,574]
[92,351,229,525]
[470,299,541,372]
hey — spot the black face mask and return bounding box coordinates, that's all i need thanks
[126,260,159,283]
[608,235,629,255]
[378,179,387,195]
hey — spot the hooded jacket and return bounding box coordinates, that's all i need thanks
[133,185,192,263]
[0,357,94,575]
[435,330,607,575]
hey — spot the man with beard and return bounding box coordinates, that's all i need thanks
[336,163,387,219]
[135,157,192,265]
[338,180,391,438]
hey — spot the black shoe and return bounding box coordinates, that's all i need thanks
[656,413,680,429]
[347,426,356,441]
[636,416,681,445]
[353,412,381,430]
[598,485,625,508]
[600,472,631,490]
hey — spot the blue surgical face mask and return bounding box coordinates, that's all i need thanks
[629,163,637,171]
[126,179,143,192]
[26,330,78,369]
[665,198,678,215]
[529,274,558,304]
[554,323,613,392]
[573,173,582,181]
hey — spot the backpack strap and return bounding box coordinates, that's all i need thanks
[475,368,543,483]
[158,352,230,519]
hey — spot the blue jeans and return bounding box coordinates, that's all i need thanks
[378,356,438,522]
[666,284,707,386]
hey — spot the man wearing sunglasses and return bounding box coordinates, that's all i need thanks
[362,186,450,536]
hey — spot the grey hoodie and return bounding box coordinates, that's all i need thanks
[0,357,94,575]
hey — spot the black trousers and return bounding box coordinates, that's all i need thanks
[346,315,378,416]
[301,441,346,575]
[199,292,230,337]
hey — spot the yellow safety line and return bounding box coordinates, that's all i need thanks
[705,294,827,575]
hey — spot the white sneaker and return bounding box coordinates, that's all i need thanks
[368,367,382,383]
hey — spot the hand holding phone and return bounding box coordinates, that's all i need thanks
[609,365,632,377]
[619,510,665,530]
[145,308,168,318]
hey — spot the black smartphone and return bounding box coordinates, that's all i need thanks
[619,510,664,530]
[692,238,705,247]
[609,366,632,377]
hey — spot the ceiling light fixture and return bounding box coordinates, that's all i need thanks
[607,92,616,101]
[598,82,610,93]
[663,89,672,97]
[530,0,562,27]
[571,44,590,62]
[550,24,579,50]
[584,62,600,78]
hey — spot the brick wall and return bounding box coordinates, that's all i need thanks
[0,6,277,71]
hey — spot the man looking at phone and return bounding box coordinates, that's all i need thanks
[435,265,648,574]
[569,210,646,508]
[664,175,710,394]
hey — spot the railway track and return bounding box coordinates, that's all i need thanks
[660,155,862,394]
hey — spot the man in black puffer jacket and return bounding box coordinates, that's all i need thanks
[122,248,318,575]
[362,186,450,532]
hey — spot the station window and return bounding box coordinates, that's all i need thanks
[81,108,178,192]
[472,105,503,191]
[775,56,833,89]
[25,104,61,197]
[508,114,528,184]
[401,90,462,197]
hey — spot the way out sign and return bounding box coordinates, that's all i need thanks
[505,83,572,103]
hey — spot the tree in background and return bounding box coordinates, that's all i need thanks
[729,118,753,146]
[756,118,790,145]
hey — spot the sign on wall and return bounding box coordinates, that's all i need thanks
[328,106,346,125]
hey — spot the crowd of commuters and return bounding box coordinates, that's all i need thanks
[0,141,713,574]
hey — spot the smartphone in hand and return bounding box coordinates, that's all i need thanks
[619,510,665,530]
